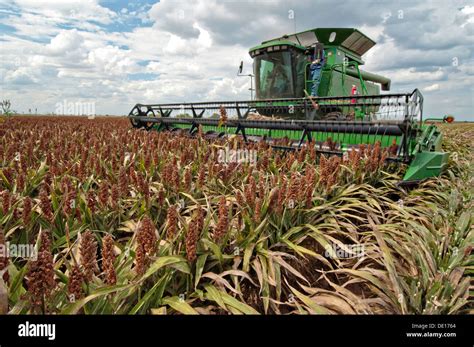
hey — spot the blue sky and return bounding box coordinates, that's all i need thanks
[0,0,473,120]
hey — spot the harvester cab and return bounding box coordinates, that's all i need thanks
[128,28,451,183]
[249,28,391,119]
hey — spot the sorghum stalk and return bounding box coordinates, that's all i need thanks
[2,191,10,215]
[134,217,157,275]
[67,265,84,301]
[101,234,116,285]
[23,196,32,226]
[27,231,56,313]
[0,230,9,283]
[80,230,98,282]
[186,207,204,262]
[213,196,228,243]
[166,205,178,241]
[39,185,53,222]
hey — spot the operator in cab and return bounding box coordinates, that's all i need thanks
[309,43,325,96]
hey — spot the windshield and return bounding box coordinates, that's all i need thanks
[254,49,307,99]
[255,51,295,99]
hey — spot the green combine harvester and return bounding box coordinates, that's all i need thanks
[128,28,452,182]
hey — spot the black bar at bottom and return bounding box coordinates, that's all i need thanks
[0,315,471,346]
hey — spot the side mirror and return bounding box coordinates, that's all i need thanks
[239,61,243,74]
[443,115,455,123]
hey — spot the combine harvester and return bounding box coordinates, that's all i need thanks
[128,28,452,182]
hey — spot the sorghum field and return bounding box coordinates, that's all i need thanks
[0,116,472,315]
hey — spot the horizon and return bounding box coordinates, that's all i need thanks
[1,0,473,121]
